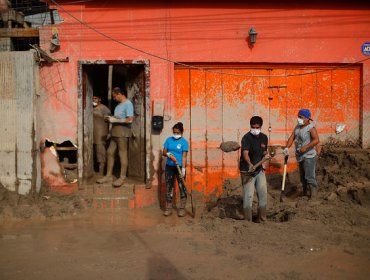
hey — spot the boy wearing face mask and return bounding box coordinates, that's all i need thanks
[284,109,320,198]
[239,116,269,222]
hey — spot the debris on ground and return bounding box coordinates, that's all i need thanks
[0,185,88,221]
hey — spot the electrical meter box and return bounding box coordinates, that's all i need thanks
[152,99,164,131]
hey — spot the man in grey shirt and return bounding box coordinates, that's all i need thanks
[284,109,320,198]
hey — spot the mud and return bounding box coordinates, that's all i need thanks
[0,185,87,222]
[0,145,369,279]
[219,141,240,152]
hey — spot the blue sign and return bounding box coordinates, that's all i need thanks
[362,42,370,56]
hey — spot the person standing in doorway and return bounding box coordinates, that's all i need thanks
[162,122,189,217]
[239,116,270,222]
[284,109,320,198]
[93,95,111,176]
[97,87,134,187]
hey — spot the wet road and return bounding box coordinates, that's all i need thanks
[1,208,369,280]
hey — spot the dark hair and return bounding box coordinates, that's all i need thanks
[250,116,263,126]
[112,87,127,98]
[173,122,184,133]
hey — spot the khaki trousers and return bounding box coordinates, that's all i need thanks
[106,137,129,179]
[95,143,107,164]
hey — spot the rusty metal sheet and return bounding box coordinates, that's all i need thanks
[0,52,39,194]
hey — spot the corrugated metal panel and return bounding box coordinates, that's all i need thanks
[0,55,17,191]
[174,65,361,199]
[0,51,38,194]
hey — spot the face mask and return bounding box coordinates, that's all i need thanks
[173,134,182,140]
[297,118,304,126]
[250,128,261,136]
[93,102,98,107]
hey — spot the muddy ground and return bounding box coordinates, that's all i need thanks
[0,145,370,279]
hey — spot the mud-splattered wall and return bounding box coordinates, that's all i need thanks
[37,0,370,197]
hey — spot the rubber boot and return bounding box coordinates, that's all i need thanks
[302,185,308,197]
[234,209,244,220]
[243,207,252,222]
[163,201,172,217]
[256,207,267,223]
[177,197,187,217]
[309,185,318,200]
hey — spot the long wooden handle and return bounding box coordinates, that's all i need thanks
[240,156,271,174]
[175,165,192,198]
[252,156,271,169]
[281,165,287,191]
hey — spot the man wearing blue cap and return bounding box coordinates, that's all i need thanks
[284,109,320,198]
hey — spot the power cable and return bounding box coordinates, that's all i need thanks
[49,0,370,78]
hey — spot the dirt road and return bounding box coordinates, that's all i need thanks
[0,146,369,279]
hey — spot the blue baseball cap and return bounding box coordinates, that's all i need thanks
[298,109,313,120]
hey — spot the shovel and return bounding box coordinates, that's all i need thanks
[280,154,289,202]
[240,155,271,176]
[175,164,195,218]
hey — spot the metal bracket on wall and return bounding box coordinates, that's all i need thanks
[30,44,69,63]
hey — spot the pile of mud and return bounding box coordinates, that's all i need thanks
[0,185,87,222]
[204,145,370,225]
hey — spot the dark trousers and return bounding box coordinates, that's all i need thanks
[165,165,187,203]
[298,156,318,191]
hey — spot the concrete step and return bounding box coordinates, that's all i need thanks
[78,177,160,209]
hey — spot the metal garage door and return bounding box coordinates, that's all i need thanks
[174,64,361,199]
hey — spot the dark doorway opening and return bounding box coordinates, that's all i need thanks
[81,63,146,183]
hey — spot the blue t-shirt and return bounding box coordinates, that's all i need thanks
[114,100,134,119]
[164,137,189,166]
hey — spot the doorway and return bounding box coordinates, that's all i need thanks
[78,61,149,184]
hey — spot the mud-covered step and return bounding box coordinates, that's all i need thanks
[87,196,132,209]
[79,182,136,209]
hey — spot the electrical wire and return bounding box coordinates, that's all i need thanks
[49,0,370,78]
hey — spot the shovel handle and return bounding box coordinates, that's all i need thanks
[281,155,289,192]
[175,164,195,218]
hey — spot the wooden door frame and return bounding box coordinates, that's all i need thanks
[77,60,150,184]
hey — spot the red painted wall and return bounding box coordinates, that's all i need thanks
[39,0,370,197]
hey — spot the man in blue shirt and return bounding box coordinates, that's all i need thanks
[97,87,134,187]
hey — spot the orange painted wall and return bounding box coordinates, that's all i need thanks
[39,1,370,197]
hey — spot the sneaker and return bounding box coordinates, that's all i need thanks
[163,208,172,216]
[178,208,186,217]
[96,176,112,184]
[113,177,126,188]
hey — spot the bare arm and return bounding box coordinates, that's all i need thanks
[286,130,295,148]
[106,116,133,124]
[163,148,168,157]
[242,150,252,166]
[182,151,188,168]
[300,127,320,153]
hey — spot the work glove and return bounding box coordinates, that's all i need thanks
[283,147,289,156]
[182,167,186,177]
[166,152,178,164]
